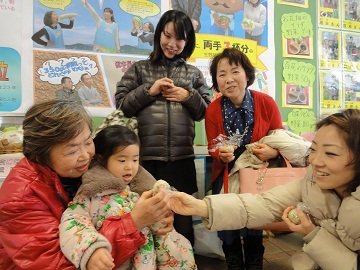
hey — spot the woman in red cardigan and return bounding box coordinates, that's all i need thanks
[205,48,283,270]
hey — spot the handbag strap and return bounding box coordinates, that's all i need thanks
[280,153,292,168]
[224,164,229,193]
[256,154,292,190]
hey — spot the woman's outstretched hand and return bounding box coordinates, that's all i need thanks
[170,192,209,218]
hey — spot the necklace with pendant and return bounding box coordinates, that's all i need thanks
[223,102,249,146]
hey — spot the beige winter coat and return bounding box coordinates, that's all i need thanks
[203,167,360,270]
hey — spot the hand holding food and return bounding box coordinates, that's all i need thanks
[149,180,171,232]
[287,202,311,225]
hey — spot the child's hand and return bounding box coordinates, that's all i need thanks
[131,188,171,231]
[154,210,174,235]
[87,247,114,270]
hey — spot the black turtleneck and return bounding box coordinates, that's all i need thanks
[59,176,82,201]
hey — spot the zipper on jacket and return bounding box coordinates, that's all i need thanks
[167,100,171,161]
[167,66,172,161]
[165,61,181,162]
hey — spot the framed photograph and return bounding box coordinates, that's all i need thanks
[343,32,360,71]
[277,0,308,8]
[282,82,312,108]
[318,29,341,69]
[318,0,340,28]
[343,71,360,109]
[343,0,360,31]
[283,35,313,59]
[319,70,342,110]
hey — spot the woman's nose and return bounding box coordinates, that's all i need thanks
[78,147,91,161]
[169,38,177,46]
[309,152,324,167]
[226,76,234,83]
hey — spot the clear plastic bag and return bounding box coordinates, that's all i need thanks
[208,133,243,153]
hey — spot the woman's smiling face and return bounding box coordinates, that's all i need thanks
[309,124,355,196]
[48,124,95,178]
[216,58,248,106]
[160,22,186,59]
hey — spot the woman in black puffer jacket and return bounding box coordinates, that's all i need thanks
[115,10,211,246]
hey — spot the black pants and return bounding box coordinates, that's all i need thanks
[142,158,197,246]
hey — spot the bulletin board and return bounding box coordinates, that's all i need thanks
[0,0,275,120]
[275,0,318,134]
[318,0,360,116]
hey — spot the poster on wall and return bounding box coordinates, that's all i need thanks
[280,10,313,61]
[32,0,161,55]
[319,70,342,110]
[0,1,25,113]
[318,0,340,29]
[282,35,312,59]
[318,29,341,69]
[343,71,360,109]
[343,31,360,71]
[342,0,360,31]
[0,0,275,116]
[318,0,360,115]
[281,81,312,108]
[277,0,309,8]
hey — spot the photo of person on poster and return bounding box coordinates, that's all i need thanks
[345,0,359,21]
[241,0,267,46]
[80,0,120,53]
[171,0,202,32]
[323,73,339,101]
[131,18,155,50]
[78,73,103,107]
[321,32,339,60]
[203,0,243,36]
[31,11,74,49]
[322,0,338,9]
[55,76,82,105]
[346,35,359,62]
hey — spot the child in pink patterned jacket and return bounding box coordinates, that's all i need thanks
[59,125,196,270]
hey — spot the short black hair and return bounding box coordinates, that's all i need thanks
[61,76,71,84]
[43,11,55,27]
[80,73,90,81]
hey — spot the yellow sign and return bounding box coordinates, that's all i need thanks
[119,0,160,19]
[190,34,267,70]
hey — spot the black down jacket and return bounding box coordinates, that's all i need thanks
[115,58,211,161]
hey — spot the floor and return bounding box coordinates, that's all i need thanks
[194,232,303,270]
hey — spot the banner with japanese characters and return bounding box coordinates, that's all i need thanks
[0,0,275,116]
